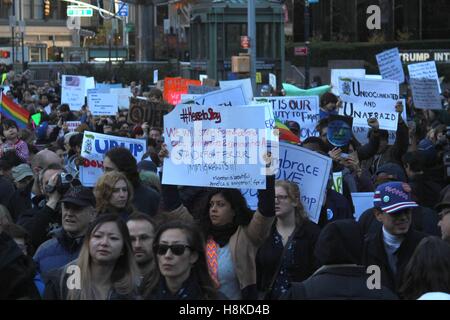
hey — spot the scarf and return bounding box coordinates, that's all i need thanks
[209,223,238,247]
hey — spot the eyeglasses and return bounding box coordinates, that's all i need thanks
[275,195,289,201]
[154,244,192,256]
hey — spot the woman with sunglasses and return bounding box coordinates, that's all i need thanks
[149,220,222,300]
[44,214,140,300]
[256,180,321,299]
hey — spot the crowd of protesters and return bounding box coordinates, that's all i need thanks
[0,64,450,300]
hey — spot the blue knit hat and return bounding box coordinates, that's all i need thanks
[374,181,418,214]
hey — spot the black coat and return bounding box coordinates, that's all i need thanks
[133,184,160,216]
[281,265,398,300]
[256,220,321,297]
[318,189,354,229]
[0,233,40,299]
[362,227,426,293]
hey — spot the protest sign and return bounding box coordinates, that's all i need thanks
[351,192,374,221]
[162,105,273,189]
[80,131,147,187]
[408,61,441,93]
[254,95,320,140]
[269,73,277,90]
[275,143,332,223]
[282,83,331,97]
[163,77,202,105]
[187,85,219,95]
[327,115,353,147]
[199,74,207,83]
[365,75,383,80]
[409,78,442,110]
[219,78,253,104]
[338,77,400,131]
[193,86,247,107]
[180,94,200,103]
[241,188,258,211]
[376,48,405,83]
[330,69,365,95]
[66,121,81,132]
[111,88,132,110]
[87,89,119,116]
[128,97,170,128]
[332,171,343,194]
[153,70,158,84]
[96,83,123,89]
[61,75,94,111]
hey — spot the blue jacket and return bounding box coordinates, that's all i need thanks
[33,229,83,278]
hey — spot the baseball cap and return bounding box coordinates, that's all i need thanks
[12,164,34,183]
[61,185,96,207]
[374,181,418,214]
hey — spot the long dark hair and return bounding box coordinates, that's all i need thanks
[153,220,218,299]
[105,147,141,188]
[199,189,253,235]
[399,237,450,300]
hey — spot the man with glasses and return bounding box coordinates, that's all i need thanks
[362,181,426,294]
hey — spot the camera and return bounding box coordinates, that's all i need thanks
[45,172,74,194]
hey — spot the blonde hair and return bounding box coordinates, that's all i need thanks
[275,180,309,225]
[94,171,134,215]
[67,214,139,300]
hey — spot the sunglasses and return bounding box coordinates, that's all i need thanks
[154,244,192,256]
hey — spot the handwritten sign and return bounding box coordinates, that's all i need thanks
[163,77,202,105]
[275,143,332,223]
[127,97,170,128]
[219,78,253,104]
[87,89,119,116]
[376,48,405,83]
[409,78,442,110]
[61,75,95,111]
[162,105,272,189]
[330,69,365,95]
[408,61,441,93]
[338,78,400,131]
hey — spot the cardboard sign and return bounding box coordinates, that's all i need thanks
[275,143,332,223]
[193,86,247,107]
[254,96,320,140]
[408,61,441,93]
[87,89,119,116]
[219,78,253,104]
[351,192,374,221]
[128,97,170,128]
[338,78,400,131]
[409,78,442,110]
[376,48,405,83]
[162,105,273,189]
[330,69,366,95]
[163,77,202,105]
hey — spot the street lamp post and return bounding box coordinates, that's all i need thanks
[304,0,310,89]
[248,0,256,94]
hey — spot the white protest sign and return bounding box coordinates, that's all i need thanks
[269,73,277,90]
[85,77,95,93]
[44,105,52,115]
[199,74,208,83]
[365,75,383,80]
[153,70,158,84]
[331,69,366,95]
[240,188,259,211]
[162,105,272,189]
[111,88,132,110]
[338,77,400,131]
[88,89,119,116]
[80,131,147,187]
[276,143,332,223]
[408,61,441,93]
[66,121,81,132]
[254,96,320,140]
[180,94,200,103]
[351,192,374,221]
[193,86,247,107]
[219,78,253,104]
[61,75,87,111]
[376,48,405,83]
[409,78,442,110]
[332,171,343,194]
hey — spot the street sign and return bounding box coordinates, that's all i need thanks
[294,46,308,56]
[241,36,250,49]
[67,6,93,17]
[117,2,128,17]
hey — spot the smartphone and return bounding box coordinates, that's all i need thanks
[340,152,350,159]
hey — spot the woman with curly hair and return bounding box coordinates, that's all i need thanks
[94,171,137,220]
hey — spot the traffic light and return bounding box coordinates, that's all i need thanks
[0,50,11,59]
[43,0,51,18]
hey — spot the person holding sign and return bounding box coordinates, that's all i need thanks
[256,180,320,299]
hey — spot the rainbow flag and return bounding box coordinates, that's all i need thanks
[0,93,30,129]
[275,118,301,145]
